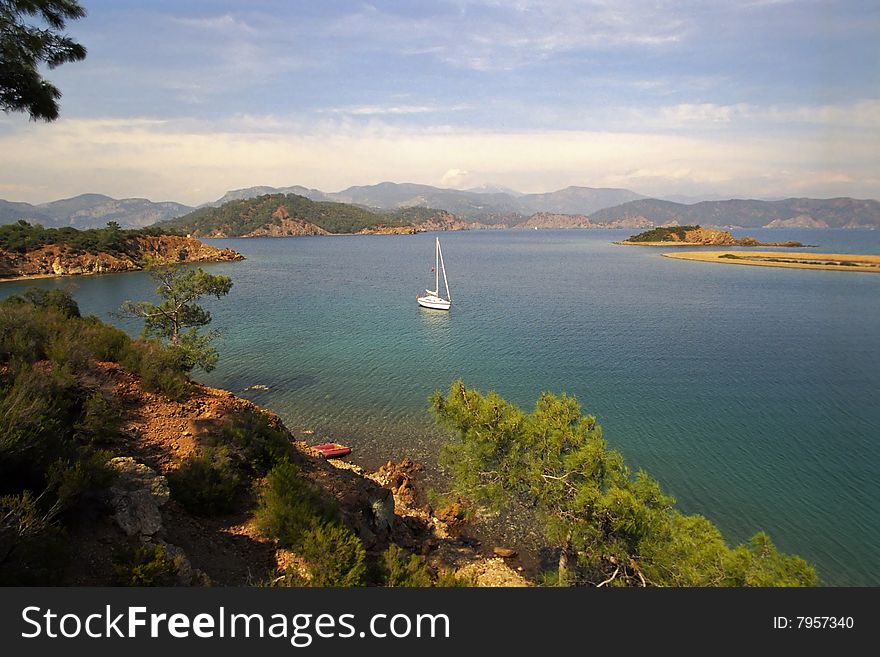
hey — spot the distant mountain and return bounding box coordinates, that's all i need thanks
[208,186,330,207]
[0,199,54,225]
[204,182,646,223]
[0,194,194,229]
[590,197,880,229]
[515,186,645,215]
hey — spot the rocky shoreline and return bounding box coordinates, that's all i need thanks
[614,227,806,248]
[63,362,528,586]
[0,234,243,281]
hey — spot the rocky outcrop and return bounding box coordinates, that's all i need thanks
[107,457,170,538]
[619,226,804,247]
[0,234,243,280]
[242,207,329,237]
[358,225,421,235]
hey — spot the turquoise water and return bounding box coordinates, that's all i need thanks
[4,228,879,585]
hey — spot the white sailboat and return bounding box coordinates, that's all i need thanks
[417,237,452,310]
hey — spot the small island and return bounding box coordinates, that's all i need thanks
[0,221,243,281]
[614,225,805,247]
[662,250,880,273]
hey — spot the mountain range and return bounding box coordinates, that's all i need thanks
[0,194,192,229]
[2,184,878,230]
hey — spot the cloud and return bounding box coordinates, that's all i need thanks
[326,0,689,71]
[440,169,472,187]
[1,115,876,204]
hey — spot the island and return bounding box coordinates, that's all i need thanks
[661,250,880,273]
[0,221,243,281]
[614,225,805,247]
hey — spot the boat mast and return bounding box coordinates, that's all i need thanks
[438,239,451,302]
[435,237,440,294]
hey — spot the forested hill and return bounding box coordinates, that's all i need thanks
[160,194,414,237]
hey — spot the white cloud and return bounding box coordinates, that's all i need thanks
[440,169,473,187]
[1,115,876,204]
[326,0,689,71]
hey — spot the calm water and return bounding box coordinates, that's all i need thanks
[4,228,879,585]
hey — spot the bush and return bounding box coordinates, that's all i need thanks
[297,522,367,587]
[0,492,68,585]
[78,318,131,362]
[46,451,116,512]
[113,544,179,586]
[122,340,190,400]
[380,544,433,587]
[0,364,78,489]
[74,391,122,445]
[168,445,241,515]
[254,460,327,548]
[219,409,293,476]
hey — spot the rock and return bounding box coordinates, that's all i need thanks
[371,489,395,534]
[107,457,170,538]
[493,547,517,558]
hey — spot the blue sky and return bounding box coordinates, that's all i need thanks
[1,0,878,204]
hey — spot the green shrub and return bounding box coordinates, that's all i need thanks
[123,340,190,400]
[380,544,433,587]
[0,303,52,364]
[0,492,68,585]
[20,288,81,318]
[219,409,293,476]
[113,544,179,586]
[46,451,116,511]
[78,318,131,362]
[436,569,478,587]
[168,445,241,515]
[74,391,122,445]
[297,522,367,587]
[0,364,78,489]
[254,460,327,548]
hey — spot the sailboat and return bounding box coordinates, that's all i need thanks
[417,237,452,310]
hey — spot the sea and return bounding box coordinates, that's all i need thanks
[3,228,878,586]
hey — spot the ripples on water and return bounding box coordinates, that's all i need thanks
[3,228,879,585]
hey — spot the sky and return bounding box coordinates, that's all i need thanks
[1,0,878,205]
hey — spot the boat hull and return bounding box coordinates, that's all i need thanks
[312,442,352,458]
[417,296,451,310]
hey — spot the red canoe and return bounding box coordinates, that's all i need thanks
[311,442,352,458]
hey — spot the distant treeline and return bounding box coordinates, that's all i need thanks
[0,220,169,255]
[626,225,701,242]
[161,193,414,236]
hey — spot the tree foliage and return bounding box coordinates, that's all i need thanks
[118,266,232,373]
[431,380,818,587]
[625,225,701,242]
[0,0,87,121]
[161,193,412,237]
[0,220,168,254]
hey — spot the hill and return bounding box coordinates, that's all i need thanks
[618,225,803,247]
[0,221,242,280]
[205,182,646,223]
[161,193,415,237]
[163,194,485,237]
[0,194,194,229]
[591,197,880,229]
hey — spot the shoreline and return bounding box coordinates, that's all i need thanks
[662,250,880,272]
[613,240,812,247]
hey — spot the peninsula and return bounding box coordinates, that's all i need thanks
[614,225,805,247]
[662,251,880,273]
[0,221,243,281]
